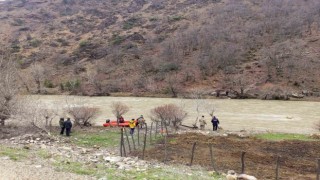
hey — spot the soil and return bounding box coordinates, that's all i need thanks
[136,133,320,180]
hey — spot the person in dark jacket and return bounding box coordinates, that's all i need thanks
[211,116,220,131]
[64,118,73,136]
[59,118,65,135]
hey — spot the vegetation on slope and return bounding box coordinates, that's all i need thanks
[0,0,320,99]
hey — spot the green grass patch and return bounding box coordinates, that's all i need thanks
[37,149,52,159]
[0,146,29,161]
[72,130,121,148]
[54,160,97,175]
[255,133,315,141]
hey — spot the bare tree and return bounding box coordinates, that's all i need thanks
[66,97,100,127]
[205,102,215,118]
[17,96,57,134]
[190,89,205,127]
[111,101,129,123]
[30,63,46,94]
[150,104,187,130]
[0,50,20,126]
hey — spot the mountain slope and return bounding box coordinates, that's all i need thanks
[0,0,320,99]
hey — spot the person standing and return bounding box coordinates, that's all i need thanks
[211,116,220,131]
[64,118,73,137]
[136,115,145,129]
[129,118,136,135]
[199,115,207,130]
[59,118,65,135]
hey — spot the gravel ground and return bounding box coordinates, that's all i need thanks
[0,159,95,180]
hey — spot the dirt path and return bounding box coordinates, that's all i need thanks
[0,159,94,180]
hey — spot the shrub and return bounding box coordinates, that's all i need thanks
[159,62,180,72]
[68,107,99,127]
[111,34,126,45]
[30,39,41,48]
[168,15,183,22]
[79,40,88,48]
[44,80,54,88]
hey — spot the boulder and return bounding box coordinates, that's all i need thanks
[237,174,257,180]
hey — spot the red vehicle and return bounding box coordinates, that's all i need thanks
[103,120,138,127]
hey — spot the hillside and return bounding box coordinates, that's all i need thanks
[0,0,320,99]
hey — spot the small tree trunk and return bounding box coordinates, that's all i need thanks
[190,142,197,166]
[124,128,131,152]
[241,152,246,174]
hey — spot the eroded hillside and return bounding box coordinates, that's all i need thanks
[0,0,320,99]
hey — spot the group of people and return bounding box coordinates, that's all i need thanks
[199,115,220,131]
[59,118,73,136]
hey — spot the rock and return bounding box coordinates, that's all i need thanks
[226,170,237,180]
[104,156,123,163]
[223,134,228,137]
[35,165,42,168]
[291,93,304,98]
[98,178,107,180]
[40,144,47,149]
[59,146,72,151]
[90,159,99,163]
[1,156,10,160]
[208,171,216,176]
[237,174,257,180]
[81,148,87,154]
[36,138,41,141]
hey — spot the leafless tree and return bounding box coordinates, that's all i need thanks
[150,104,187,130]
[0,50,20,126]
[30,63,46,94]
[111,101,129,123]
[65,97,100,127]
[190,89,205,127]
[16,96,58,134]
[205,102,215,118]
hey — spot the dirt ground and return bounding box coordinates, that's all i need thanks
[136,133,320,180]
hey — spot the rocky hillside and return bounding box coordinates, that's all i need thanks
[0,0,320,99]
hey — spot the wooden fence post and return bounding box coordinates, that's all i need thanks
[150,122,153,144]
[276,156,280,180]
[124,128,131,152]
[137,125,140,146]
[164,134,167,164]
[209,144,217,172]
[155,121,158,138]
[241,152,246,174]
[316,158,320,180]
[120,128,123,157]
[142,123,148,160]
[190,142,197,166]
[122,129,126,157]
[131,134,136,150]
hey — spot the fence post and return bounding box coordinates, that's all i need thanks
[142,123,148,160]
[150,122,153,144]
[276,156,280,180]
[155,121,158,138]
[137,125,140,146]
[241,152,246,174]
[120,128,123,157]
[317,158,320,180]
[190,142,197,166]
[131,134,136,150]
[209,144,217,172]
[122,129,126,157]
[124,128,131,152]
[164,134,167,164]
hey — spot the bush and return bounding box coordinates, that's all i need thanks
[79,40,88,48]
[122,17,139,30]
[111,34,126,45]
[159,62,180,72]
[168,15,183,22]
[44,80,54,88]
[68,107,99,127]
[30,39,41,48]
